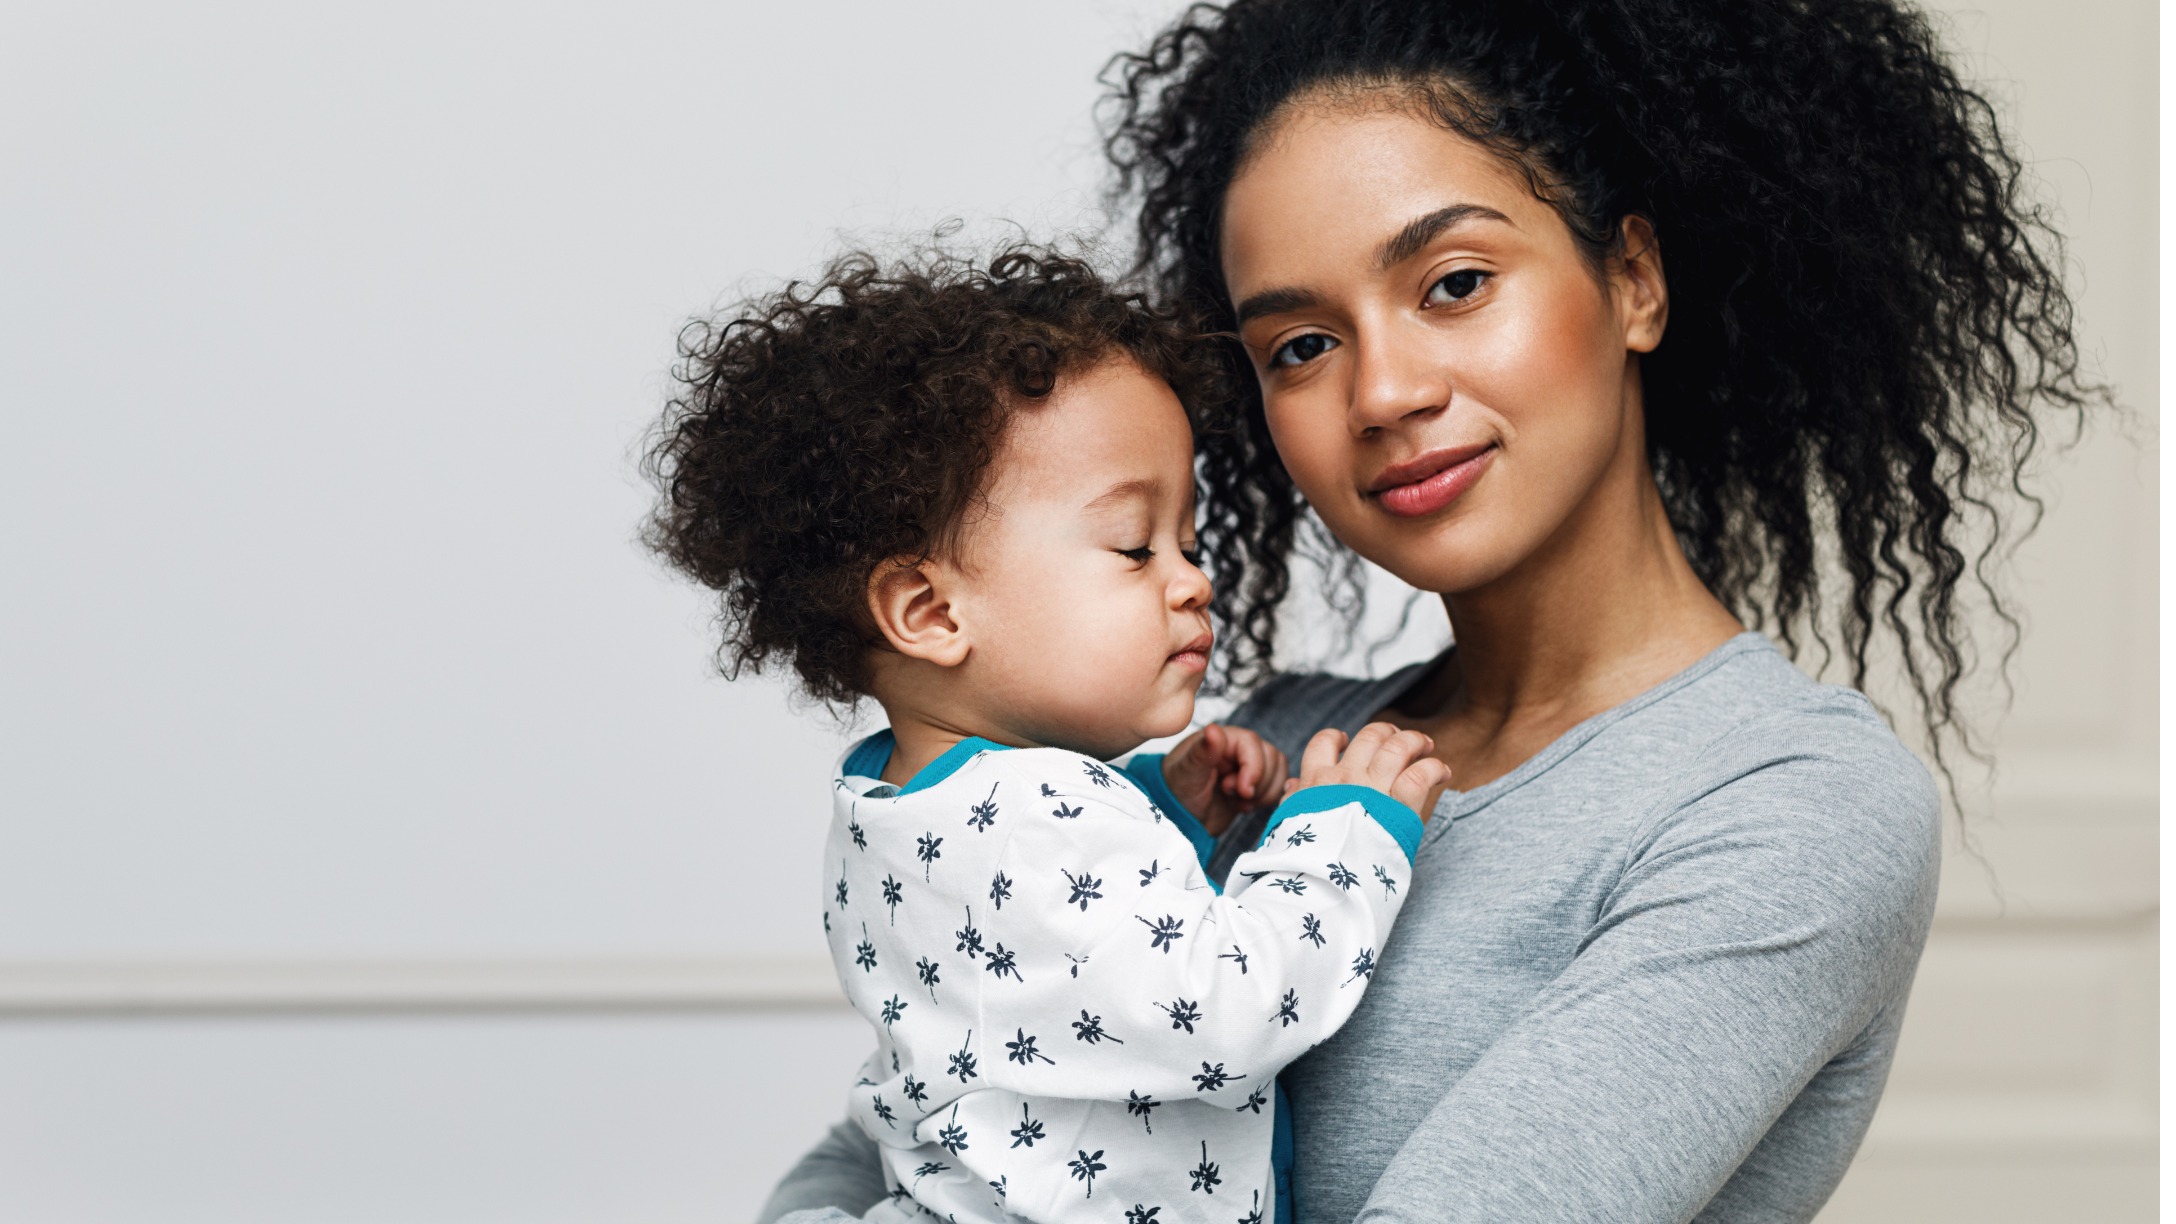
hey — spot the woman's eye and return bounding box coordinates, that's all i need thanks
[1179,546,1203,567]
[1268,332,1337,369]
[1424,268,1489,306]
[1117,546,1155,564]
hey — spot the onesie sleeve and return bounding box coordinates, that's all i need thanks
[1118,752,1218,874]
[951,750,1421,1106]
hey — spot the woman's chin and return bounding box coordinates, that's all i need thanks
[1359,536,1523,601]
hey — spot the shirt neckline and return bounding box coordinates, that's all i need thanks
[1348,631,1776,834]
[841,729,1016,795]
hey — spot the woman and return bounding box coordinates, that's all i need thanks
[762,0,2096,1218]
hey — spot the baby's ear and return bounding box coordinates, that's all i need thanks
[866,557,970,668]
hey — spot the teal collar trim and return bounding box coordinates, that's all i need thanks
[901,735,1013,794]
[841,730,895,780]
[841,730,1015,795]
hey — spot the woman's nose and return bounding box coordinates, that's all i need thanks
[1346,327,1451,436]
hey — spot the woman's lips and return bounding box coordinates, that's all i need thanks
[1369,445,1497,518]
[1167,632,1214,671]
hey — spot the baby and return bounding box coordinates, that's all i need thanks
[645,246,1448,1222]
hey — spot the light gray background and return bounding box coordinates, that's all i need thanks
[0,1,2155,1221]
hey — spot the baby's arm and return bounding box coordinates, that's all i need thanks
[963,725,1445,1104]
[1145,722,1292,839]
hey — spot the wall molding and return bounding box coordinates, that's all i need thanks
[0,957,848,1016]
[3,904,2147,1016]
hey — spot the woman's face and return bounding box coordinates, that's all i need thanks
[1219,102,1667,596]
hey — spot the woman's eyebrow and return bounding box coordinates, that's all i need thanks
[1232,286,1323,327]
[1375,203,1514,270]
[1233,203,1517,325]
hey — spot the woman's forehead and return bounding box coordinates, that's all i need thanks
[1220,106,1551,294]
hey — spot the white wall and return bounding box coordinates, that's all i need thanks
[1,0,1188,967]
[0,1,2154,1221]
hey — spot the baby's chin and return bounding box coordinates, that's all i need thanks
[1036,697,1197,762]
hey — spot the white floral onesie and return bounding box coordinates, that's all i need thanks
[820,731,1420,1223]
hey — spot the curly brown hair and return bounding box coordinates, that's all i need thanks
[1101,0,2110,783]
[642,243,1224,707]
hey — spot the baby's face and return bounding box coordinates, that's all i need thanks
[950,357,1211,760]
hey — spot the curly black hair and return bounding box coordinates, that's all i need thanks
[1101,0,2107,772]
[642,243,1222,706]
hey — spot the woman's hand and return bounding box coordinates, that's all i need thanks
[1160,723,1290,836]
[1288,722,1453,821]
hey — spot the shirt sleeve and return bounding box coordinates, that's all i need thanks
[754,1117,887,1223]
[957,750,1423,1105]
[1118,752,1218,874]
[1352,733,1941,1223]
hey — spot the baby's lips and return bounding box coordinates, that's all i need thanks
[1169,630,1214,658]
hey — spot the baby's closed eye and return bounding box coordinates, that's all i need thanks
[1114,543,1204,566]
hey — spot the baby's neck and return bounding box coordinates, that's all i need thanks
[876,707,1036,789]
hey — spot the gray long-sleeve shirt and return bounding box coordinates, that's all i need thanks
[759,633,1941,1222]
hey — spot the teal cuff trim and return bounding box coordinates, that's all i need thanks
[898,735,1013,796]
[1260,784,1423,864]
[841,730,894,781]
[1121,754,1219,876]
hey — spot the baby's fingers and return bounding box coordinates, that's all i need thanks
[1195,723,1231,766]
[1341,721,1396,766]
[1363,728,1436,792]
[1390,756,1455,821]
[1231,731,1273,799]
[1219,727,1261,796]
[1299,727,1348,781]
[1256,744,1290,804]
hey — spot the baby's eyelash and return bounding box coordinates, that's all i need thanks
[1117,544,1204,566]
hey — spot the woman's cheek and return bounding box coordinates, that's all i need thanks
[1262,396,1351,511]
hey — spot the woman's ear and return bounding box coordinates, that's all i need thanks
[866,558,971,668]
[1615,214,1668,353]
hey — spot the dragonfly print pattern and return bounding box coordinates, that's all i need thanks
[819,733,1417,1220]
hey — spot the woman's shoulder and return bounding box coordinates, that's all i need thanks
[1670,637,1937,802]
[1626,640,1943,920]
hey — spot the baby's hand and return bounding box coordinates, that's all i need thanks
[1160,724,1290,837]
[1287,722,1453,821]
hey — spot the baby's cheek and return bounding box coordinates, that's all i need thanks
[1057,611,1171,715]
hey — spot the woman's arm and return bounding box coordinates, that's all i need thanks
[754,1120,886,1223]
[1355,735,1940,1223]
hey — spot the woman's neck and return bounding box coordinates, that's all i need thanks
[1397,452,1743,786]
